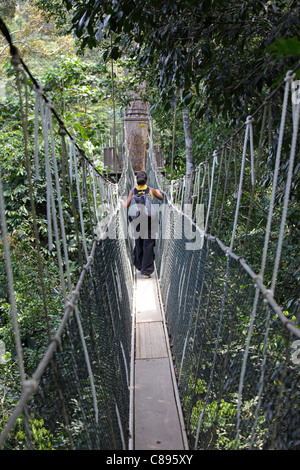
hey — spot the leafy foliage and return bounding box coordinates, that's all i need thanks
[60,0,300,120]
[0,4,130,447]
[0,0,299,450]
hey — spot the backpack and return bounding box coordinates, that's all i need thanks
[128,186,152,219]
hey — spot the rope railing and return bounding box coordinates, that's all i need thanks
[1,15,299,451]
[148,66,299,449]
[150,66,300,339]
[0,20,135,449]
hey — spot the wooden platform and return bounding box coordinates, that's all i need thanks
[132,269,188,450]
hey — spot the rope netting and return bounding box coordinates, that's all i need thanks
[148,66,300,449]
[0,21,135,449]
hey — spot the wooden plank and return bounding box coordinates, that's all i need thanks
[134,358,185,450]
[136,322,168,359]
[133,267,188,450]
[135,273,162,322]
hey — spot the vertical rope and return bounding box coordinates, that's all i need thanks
[249,117,255,187]
[200,163,207,206]
[216,143,231,237]
[111,33,118,182]
[70,140,89,261]
[204,152,218,233]
[68,139,84,268]
[0,22,134,449]
[235,72,297,448]
[242,102,268,255]
[12,53,51,342]
[194,255,231,449]
[91,166,100,230]
[249,304,271,448]
[40,99,53,252]
[234,285,260,448]
[74,306,99,425]
[271,73,299,292]
[58,125,68,198]
[9,53,34,449]
[0,169,25,384]
[171,91,177,180]
[48,104,72,292]
[43,104,67,302]
[230,116,252,251]
[33,87,42,180]
[259,71,292,281]
[178,251,202,387]
[210,147,224,235]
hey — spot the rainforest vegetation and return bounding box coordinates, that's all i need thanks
[0,0,299,449]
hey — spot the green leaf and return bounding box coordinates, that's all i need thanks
[268,37,300,57]
[73,122,88,141]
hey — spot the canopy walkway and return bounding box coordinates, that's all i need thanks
[0,20,299,451]
[134,270,188,450]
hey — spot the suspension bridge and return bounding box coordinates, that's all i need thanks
[0,20,299,451]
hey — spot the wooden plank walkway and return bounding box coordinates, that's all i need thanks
[132,268,189,450]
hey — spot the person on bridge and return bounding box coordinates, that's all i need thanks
[122,171,163,278]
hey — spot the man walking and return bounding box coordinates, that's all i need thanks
[122,171,163,277]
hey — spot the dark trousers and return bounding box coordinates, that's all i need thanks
[133,216,156,275]
[134,236,155,275]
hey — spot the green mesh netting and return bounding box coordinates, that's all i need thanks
[29,222,133,450]
[148,162,300,450]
